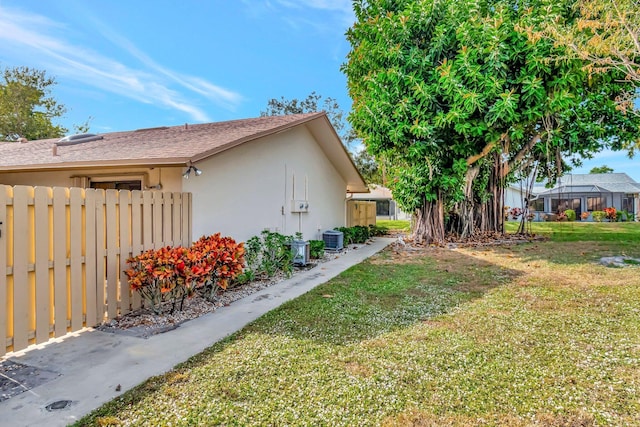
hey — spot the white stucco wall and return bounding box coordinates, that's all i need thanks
[184,126,347,243]
[504,187,526,211]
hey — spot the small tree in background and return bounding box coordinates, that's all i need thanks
[261,91,386,183]
[590,165,614,174]
[0,66,67,141]
[261,91,358,151]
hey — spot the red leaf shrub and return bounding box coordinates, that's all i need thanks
[604,207,617,221]
[125,234,245,313]
[191,233,245,301]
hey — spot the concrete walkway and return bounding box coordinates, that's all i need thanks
[0,237,394,427]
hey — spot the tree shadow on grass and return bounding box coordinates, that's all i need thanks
[491,239,640,266]
[235,246,524,347]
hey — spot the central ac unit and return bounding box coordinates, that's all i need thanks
[322,230,344,251]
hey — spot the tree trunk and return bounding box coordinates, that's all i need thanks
[459,166,479,238]
[484,153,505,233]
[412,195,445,245]
[470,153,504,235]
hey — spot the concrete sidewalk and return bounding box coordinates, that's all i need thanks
[0,237,394,427]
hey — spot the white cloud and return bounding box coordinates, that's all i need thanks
[0,5,243,122]
[277,0,353,15]
[244,0,354,29]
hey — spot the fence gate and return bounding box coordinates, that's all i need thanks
[0,185,192,356]
[346,200,376,227]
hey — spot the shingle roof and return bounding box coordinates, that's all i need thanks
[351,185,393,200]
[537,173,640,195]
[0,113,325,170]
[557,173,636,185]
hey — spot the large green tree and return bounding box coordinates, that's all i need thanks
[0,66,67,141]
[343,0,640,244]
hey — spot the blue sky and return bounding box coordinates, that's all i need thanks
[0,0,638,181]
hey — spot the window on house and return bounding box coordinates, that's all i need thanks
[551,198,580,213]
[587,197,605,212]
[529,199,544,212]
[90,180,142,191]
[376,200,390,216]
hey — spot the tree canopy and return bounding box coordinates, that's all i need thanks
[546,0,640,84]
[352,149,387,185]
[0,66,67,141]
[343,0,640,244]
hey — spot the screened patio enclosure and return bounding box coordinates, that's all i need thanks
[531,173,640,221]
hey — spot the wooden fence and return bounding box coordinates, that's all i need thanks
[346,200,376,227]
[0,185,192,356]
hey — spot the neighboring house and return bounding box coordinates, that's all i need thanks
[350,185,411,220]
[504,183,540,221]
[532,173,640,220]
[0,112,368,242]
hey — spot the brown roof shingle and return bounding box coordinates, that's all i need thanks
[0,112,324,170]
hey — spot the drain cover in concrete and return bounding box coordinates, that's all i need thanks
[0,360,60,402]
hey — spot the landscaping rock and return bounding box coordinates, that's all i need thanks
[599,256,640,268]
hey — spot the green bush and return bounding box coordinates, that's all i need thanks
[243,230,293,280]
[368,224,388,236]
[335,225,371,244]
[564,209,576,221]
[309,240,325,259]
[592,211,606,222]
[617,210,629,222]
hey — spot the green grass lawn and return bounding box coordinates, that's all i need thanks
[505,220,640,243]
[76,225,640,426]
[376,219,410,232]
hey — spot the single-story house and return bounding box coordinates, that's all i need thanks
[531,173,640,220]
[350,184,411,220]
[0,112,368,242]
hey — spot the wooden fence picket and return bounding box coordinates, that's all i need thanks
[94,189,106,326]
[12,186,29,351]
[105,190,118,320]
[69,188,84,331]
[0,186,8,356]
[34,186,51,344]
[119,191,131,314]
[85,190,98,326]
[52,187,68,338]
[130,190,143,310]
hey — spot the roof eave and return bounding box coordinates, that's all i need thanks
[0,157,190,172]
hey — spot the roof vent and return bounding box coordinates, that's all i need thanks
[57,133,103,146]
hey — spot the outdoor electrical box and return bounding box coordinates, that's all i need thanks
[291,240,310,265]
[291,200,310,213]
